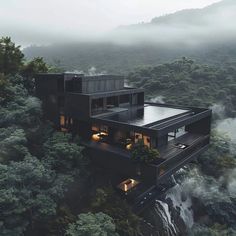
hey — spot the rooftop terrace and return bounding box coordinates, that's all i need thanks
[95,104,193,127]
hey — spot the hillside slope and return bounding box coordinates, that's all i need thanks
[24,0,236,73]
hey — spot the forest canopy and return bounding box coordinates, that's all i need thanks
[1,36,236,236]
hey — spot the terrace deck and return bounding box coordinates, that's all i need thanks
[83,132,209,164]
[158,133,208,160]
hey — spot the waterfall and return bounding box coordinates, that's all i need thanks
[143,172,194,235]
[166,184,194,229]
[154,200,178,236]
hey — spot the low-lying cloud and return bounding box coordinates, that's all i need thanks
[1,0,236,47]
[216,118,236,143]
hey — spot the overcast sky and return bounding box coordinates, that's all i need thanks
[0,0,221,45]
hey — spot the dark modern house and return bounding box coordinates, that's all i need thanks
[35,73,211,205]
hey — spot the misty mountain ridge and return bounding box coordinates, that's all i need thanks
[114,0,236,45]
[121,0,235,28]
[152,0,235,25]
[24,0,236,73]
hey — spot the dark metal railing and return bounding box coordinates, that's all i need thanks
[156,135,209,180]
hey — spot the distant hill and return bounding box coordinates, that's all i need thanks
[115,0,236,43]
[24,0,236,73]
[120,0,235,28]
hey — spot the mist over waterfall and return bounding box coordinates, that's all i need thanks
[142,170,195,235]
[216,118,236,143]
[142,147,236,236]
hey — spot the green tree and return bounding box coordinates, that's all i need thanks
[0,75,42,129]
[0,37,24,75]
[91,188,141,236]
[197,132,236,177]
[0,156,72,235]
[43,132,86,174]
[21,57,48,77]
[127,58,236,117]
[66,212,119,236]
[131,140,160,164]
[21,57,49,92]
[0,128,28,163]
[0,73,12,105]
[190,223,236,236]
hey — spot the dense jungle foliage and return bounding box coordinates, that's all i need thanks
[0,37,138,236]
[127,57,236,117]
[1,36,236,236]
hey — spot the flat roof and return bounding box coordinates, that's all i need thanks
[100,104,191,127]
[36,73,123,79]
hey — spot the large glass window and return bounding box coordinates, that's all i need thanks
[60,115,65,126]
[107,96,119,108]
[135,133,151,148]
[168,126,186,141]
[91,124,109,142]
[91,98,104,114]
[120,94,130,105]
[143,135,151,148]
[59,115,73,132]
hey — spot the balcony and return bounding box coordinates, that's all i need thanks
[155,133,210,183]
[83,132,209,177]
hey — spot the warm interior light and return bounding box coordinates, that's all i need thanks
[117,178,140,192]
[100,132,108,136]
[92,131,108,142]
[92,134,99,141]
[60,115,65,126]
[126,143,132,150]
[143,135,151,148]
[92,125,99,132]
[124,184,128,192]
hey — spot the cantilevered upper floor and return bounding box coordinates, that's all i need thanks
[36,72,124,93]
[35,72,144,121]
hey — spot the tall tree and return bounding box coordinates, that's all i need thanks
[0,37,24,75]
[21,57,49,93]
[0,156,72,236]
[0,128,28,163]
[66,212,119,236]
[43,132,86,174]
[131,140,160,164]
[21,57,49,77]
[0,73,12,105]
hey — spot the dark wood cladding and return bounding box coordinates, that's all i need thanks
[35,72,212,197]
[81,75,124,93]
[65,93,90,119]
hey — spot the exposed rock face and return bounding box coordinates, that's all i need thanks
[141,166,236,236]
[141,175,190,236]
[141,197,188,236]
